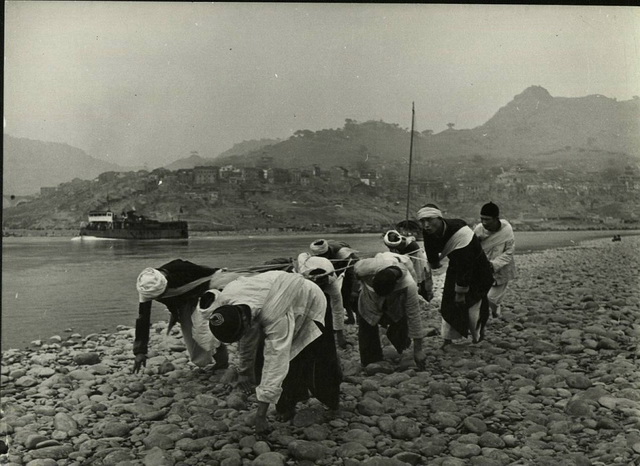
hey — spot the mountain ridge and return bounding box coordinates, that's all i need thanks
[3,86,639,196]
[2,135,127,196]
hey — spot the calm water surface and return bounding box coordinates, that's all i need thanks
[2,230,635,350]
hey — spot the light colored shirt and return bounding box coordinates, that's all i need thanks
[473,219,516,285]
[295,253,345,331]
[211,271,326,404]
[386,238,431,285]
[354,256,426,340]
[375,251,419,283]
[405,242,431,286]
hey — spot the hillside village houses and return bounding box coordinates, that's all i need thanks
[38,160,640,200]
[31,157,640,227]
[168,164,373,190]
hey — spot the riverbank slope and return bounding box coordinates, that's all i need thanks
[1,237,639,465]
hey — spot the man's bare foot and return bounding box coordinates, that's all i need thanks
[275,409,296,422]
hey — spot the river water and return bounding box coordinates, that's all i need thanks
[2,230,634,351]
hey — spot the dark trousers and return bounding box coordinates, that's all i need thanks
[357,313,410,366]
[254,304,342,415]
[341,270,358,320]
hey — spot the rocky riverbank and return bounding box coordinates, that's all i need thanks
[2,237,639,466]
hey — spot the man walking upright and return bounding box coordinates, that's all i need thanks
[417,204,494,345]
[473,202,516,322]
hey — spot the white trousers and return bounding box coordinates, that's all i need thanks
[487,283,509,316]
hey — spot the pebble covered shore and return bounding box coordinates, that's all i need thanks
[2,237,639,466]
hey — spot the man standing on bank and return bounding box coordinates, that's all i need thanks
[473,202,516,324]
[417,204,494,346]
[206,271,342,434]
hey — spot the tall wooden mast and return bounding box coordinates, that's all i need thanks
[405,102,415,222]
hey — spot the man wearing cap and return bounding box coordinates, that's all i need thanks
[473,202,516,322]
[133,259,243,373]
[416,204,494,345]
[383,229,433,302]
[205,270,342,434]
[296,252,348,349]
[310,239,360,324]
[353,253,428,369]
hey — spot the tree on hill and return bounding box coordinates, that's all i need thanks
[293,129,314,138]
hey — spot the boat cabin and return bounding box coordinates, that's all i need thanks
[87,211,115,224]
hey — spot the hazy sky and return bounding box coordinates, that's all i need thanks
[4,2,640,168]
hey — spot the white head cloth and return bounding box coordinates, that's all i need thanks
[416,207,443,220]
[310,239,329,255]
[136,267,168,303]
[383,230,404,247]
[296,252,335,278]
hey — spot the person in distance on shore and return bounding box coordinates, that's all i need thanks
[353,253,428,369]
[310,239,360,324]
[296,252,349,349]
[206,270,342,434]
[133,259,245,374]
[417,204,494,346]
[473,202,516,328]
[383,229,434,302]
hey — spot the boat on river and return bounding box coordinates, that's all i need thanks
[78,210,188,240]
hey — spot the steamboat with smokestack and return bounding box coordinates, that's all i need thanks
[78,210,188,240]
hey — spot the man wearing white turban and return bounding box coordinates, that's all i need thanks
[133,259,245,373]
[383,229,433,301]
[417,204,494,346]
[296,252,348,348]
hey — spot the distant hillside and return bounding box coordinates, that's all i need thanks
[164,139,283,171]
[423,86,639,161]
[216,86,640,168]
[4,159,639,233]
[4,86,639,196]
[476,86,640,157]
[219,120,415,169]
[215,138,283,159]
[2,135,126,196]
[5,83,640,232]
[164,154,213,171]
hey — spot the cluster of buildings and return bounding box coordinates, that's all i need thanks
[30,158,640,225]
[410,164,640,205]
[172,161,380,189]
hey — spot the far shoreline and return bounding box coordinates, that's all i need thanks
[3,223,640,239]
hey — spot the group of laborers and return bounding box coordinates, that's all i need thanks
[131,201,516,433]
